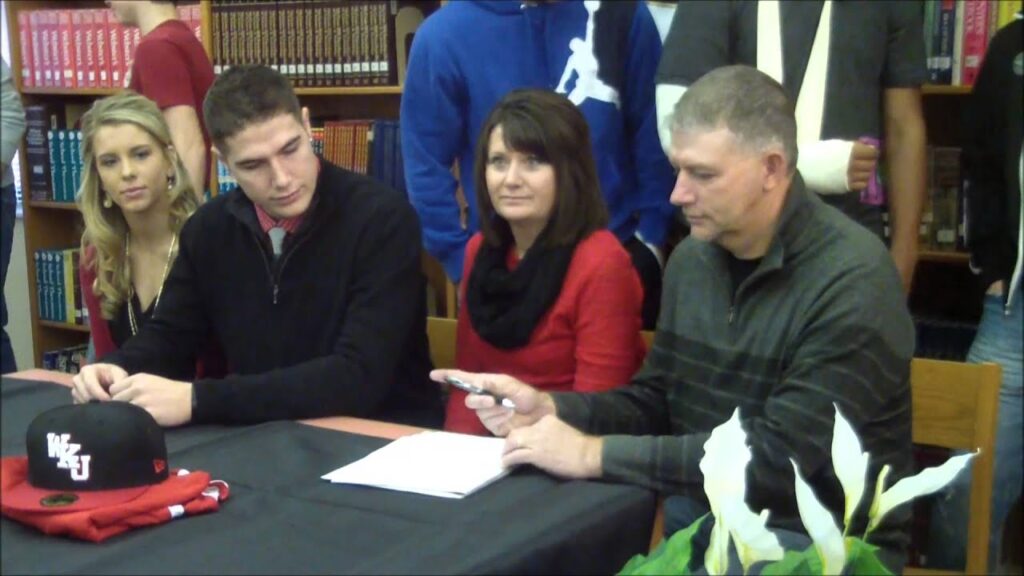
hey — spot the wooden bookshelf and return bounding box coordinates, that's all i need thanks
[27,201,79,211]
[39,320,91,334]
[295,86,404,97]
[912,87,983,326]
[919,250,970,265]
[922,84,973,96]
[21,85,405,98]
[21,87,120,97]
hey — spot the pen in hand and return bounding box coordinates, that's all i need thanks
[445,376,517,409]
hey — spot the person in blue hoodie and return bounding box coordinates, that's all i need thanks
[401,0,676,329]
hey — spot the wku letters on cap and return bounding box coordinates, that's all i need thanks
[46,433,91,482]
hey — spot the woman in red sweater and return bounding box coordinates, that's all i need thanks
[77,91,220,377]
[445,89,646,435]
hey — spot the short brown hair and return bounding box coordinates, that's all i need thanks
[473,89,608,248]
[202,65,302,153]
[672,65,798,172]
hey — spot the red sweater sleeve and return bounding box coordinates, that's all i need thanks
[79,246,117,362]
[569,234,645,392]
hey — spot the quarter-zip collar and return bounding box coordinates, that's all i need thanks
[711,173,813,296]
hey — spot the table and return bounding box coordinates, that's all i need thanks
[1,372,657,575]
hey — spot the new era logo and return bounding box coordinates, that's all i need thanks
[46,432,92,482]
[153,459,166,474]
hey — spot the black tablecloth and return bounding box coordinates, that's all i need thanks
[1,377,657,575]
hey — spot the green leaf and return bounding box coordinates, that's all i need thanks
[845,538,894,576]
[760,546,821,576]
[617,514,708,575]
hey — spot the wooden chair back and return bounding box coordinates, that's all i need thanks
[426,316,458,370]
[904,358,1001,575]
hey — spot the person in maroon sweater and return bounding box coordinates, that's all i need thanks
[446,89,646,435]
[109,0,214,198]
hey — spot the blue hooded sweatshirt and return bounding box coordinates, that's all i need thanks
[401,0,676,281]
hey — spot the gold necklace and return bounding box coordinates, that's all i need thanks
[125,233,177,336]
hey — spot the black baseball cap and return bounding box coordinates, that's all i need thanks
[1,403,170,512]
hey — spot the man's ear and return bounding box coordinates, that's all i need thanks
[211,145,224,166]
[762,147,788,192]
[302,107,312,135]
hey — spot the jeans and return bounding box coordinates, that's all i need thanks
[1,184,16,374]
[928,286,1023,569]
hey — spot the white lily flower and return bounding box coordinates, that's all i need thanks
[700,408,750,575]
[701,408,751,515]
[831,403,869,531]
[791,459,847,576]
[704,521,731,576]
[867,451,977,532]
[721,501,785,573]
[698,409,783,575]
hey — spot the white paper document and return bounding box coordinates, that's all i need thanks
[321,431,510,499]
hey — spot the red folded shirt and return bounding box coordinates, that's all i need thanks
[1,457,230,542]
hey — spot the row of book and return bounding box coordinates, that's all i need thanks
[42,344,90,375]
[23,109,409,202]
[34,248,88,327]
[920,146,964,252]
[317,119,406,197]
[215,160,239,197]
[913,316,977,361]
[46,129,84,204]
[15,5,202,90]
[211,0,423,87]
[23,102,82,204]
[925,0,1022,86]
[24,105,60,202]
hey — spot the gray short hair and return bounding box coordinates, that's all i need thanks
[671,65,798,171]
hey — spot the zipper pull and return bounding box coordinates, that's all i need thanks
[728,306,735,325]
[273,284,279,305]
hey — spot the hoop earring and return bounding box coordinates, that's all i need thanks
[103,195,113,208]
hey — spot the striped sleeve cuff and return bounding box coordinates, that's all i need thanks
[600,432,711,492]
[552,392,592,431]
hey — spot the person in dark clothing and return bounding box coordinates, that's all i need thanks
[927,15,1023,571]
[71,65,443,429]
[655,1,928,294]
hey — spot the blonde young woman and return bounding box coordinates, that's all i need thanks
[77,91,210,368]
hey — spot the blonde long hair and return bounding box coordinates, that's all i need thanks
[77,91,199,320]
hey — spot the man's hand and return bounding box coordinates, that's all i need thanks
[71,363,128,404]
[847,141,880,192]
[108,374,193,427]
[502,415,603,479]
[429,369,556,436]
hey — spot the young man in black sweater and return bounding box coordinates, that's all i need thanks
[72,65,444,429]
